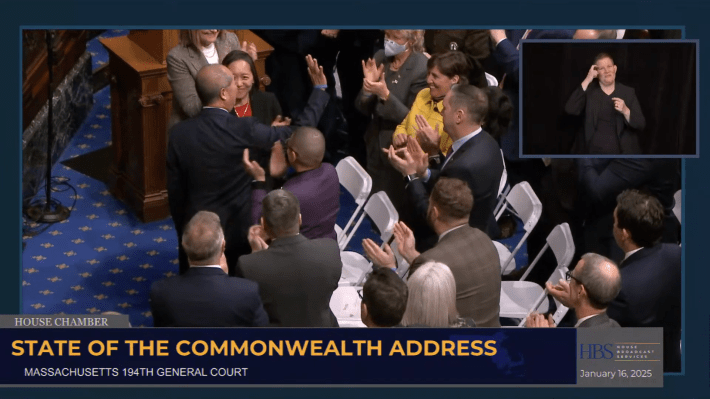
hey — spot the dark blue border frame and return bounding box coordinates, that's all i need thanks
[518,39,699,158]
[10,1,710,398]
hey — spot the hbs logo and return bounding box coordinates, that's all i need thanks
[579,344,615,359]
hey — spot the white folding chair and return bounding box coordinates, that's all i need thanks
[499,223,575,319]
[516,267,571,327]
[335,157,372,250]
[673,189,681,225]
[329,286,366,327]
[485,72,499,87]
[339,191,399,286]
[494,181,543,274]
[493,150,510,216]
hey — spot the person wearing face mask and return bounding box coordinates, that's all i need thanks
[167,30,258,129]
[565,52,646,154]
[354,29,428,213]
[391,51,471,159]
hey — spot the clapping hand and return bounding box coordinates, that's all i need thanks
[392,133,409,149]
[363,71,390,100]
[546,279,573,308]
[247,225,269,253]
[306,55,327,87]
[242,148,266,182]
[393,221,419,264]
[414,115,441,155]
[241,41,258,61]
[525,312,556,328]
[269,141,289,178]
[361,58,382,82]
[406,136,430,176]
[362,239,396,269]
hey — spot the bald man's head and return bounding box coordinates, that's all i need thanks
[573,29,618,40]
[195,64,234,107]
[287,127,326,169]
[577,253,621,309]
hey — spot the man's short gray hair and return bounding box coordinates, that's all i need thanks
[578,253,622,309]
[182,211,224,263]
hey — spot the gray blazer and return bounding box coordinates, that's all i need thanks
[166,31,241,128]
[578,312,620,328]
[409,225,502,327]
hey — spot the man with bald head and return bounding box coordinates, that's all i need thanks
[526,253,622,328]
[237,190,342,327]
[168,62,329,276]
[244,126,339,240]
[573,29,618,40]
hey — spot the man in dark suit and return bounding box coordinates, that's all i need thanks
[606,189,682,372]
[527,252,622,329]
[243,126,339,241]
[385,84,504,244]
[237,189,342,327]
[167,63,329,276]
[150,211,269,327]
[364,177,501,327]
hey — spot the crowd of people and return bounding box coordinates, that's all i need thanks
[152,29,682,372]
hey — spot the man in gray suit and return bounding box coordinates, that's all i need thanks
[237,189,342,327]
[526,253,621,328]
[364,177,501,327]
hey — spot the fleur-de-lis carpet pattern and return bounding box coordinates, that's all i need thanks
[22,30,527,327]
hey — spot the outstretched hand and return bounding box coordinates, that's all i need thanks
[241,40,258,61]
[362,239,396,269]
[269,141,289,178]
[306,55,327,87]
[271,115,292,127]
[393,221,419,264]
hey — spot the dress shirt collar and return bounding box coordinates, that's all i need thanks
[438,224,467,242]
[574,313,601,327]
[623,247,643,261]
[451,127,482,154]
[190,264,222,269]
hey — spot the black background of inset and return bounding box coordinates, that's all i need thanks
[522,41,696,155]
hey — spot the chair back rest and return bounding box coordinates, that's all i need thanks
[498,150,508,197]
[336,156,372,206]
[364,191,399,243]
[546,222,575,272]
[673,190,681,224]
[506,181,542,232]
[485,72,499,87]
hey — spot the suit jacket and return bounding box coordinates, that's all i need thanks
[578,312,620,328]
[407,130,504,239]
[237,235,342,327]
[606,244,682,372]
[167,92,328,275]
[167,32,241,128]
[565,81,646,154]
[409,225,502,327]
[150,267,269,327]
[252,163,340,241]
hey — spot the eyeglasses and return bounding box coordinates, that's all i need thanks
[566,270,583,285]
[357,289,363,300]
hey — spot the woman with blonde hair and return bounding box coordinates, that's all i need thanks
[401,261,476,328]
[167,29,257,128]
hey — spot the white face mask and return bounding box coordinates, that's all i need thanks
[384,39,407,57]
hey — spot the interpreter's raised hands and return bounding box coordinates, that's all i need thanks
[611,97,630,116]
[362,239,396,269]
[242,148,266,182]
[269,141,289,178]
[414,114,441,155]
[306,55,327,87]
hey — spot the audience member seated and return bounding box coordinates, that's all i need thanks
[391,51,472,158]
[386,84,504,242]
[167,30,257,128]
[527,252,621,328]
[167,59,329,276]
[360,266,409,328]
[243,126,339,241]
[364,177,501,327]
[150,211,269,327]
[237,190,342,327]
[400,261,476,328]
[606,189,682,372]
[424,30,490,88]
[355,29,428,213]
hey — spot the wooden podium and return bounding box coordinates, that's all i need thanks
[100,30,273,222]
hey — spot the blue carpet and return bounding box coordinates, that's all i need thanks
[86,30,128,72]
